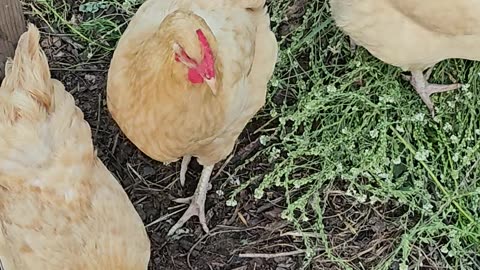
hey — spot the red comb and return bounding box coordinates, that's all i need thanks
[196,29,215,78]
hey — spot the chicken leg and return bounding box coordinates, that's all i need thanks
[167,164,214,236]
[179,155,192,186]
[407,69,462,117]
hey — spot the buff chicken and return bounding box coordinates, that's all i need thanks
[107,0,278,235]
[0,25,150,270]
[330,0,480,116]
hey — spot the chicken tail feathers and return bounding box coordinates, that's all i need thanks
[1,24,54,118]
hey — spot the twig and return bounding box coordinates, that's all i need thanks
[230,137,262,165]
[145,207,187,228]
[50,68,106,72]
[212,137,262,180]
[212,153,234,180]
[94,92,102,139]
[111,133,119,154]
[256,197,283,213]
[238,249,307,258]
[280,231,322,238]
[126,163,146,184]
[463,157,480,188]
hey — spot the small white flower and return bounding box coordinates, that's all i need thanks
[443,123,453,132]
[226,199,238,207]
[396,125,405,133]
[230,177,241,186]
[355,193,367,203]
[370,196,380,204]
[216,190,225,196]
[447,101,455,108]
[369,129,379,138]
[423,202,433,211]
[415,148,430,161]
[336,163,343,172]
[413,113,425,122]
[378,173,389,179]
[345,187,356,197]
[393,157,401,165]
[452,153,460,162]
[461,84,470,91]
[259,135,269,146]
[271,78,280,87]
[254,188,264,199]
[326,85,337,93]
[450,135,460,144]
[384,158,391,166]
[379,96,395,103]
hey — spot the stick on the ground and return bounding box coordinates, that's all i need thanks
[0,0,26,80]
[238,250,307,258]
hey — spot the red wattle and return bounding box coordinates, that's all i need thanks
[188,69,204,84]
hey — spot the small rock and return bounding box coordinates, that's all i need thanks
[143,166,155,176]
[85,74,97,83]
[54,51,65,58]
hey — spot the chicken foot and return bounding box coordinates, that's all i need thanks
[167,165,214,236]
[404,69,462,117]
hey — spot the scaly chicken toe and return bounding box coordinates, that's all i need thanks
[408,70,462,117]
[168,165,214,236]
[172,182,212,204]
[179,155,192,186]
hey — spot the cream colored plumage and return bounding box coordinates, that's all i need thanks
[107,0,278,235]
[0,25,150,270]
[330,0,480,116]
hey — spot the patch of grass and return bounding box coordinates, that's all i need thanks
[251,0,480,269]
[26,0,480,269]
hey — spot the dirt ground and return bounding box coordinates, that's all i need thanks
[20,1,413,269]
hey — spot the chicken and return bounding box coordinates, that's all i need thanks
[329,0,480,116]
[107,0,278,235]
[0,25,150,270]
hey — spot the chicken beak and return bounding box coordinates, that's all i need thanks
[205,78,217,96]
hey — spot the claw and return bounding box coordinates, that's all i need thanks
[407,69,461,117]
[167,165,214,236]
